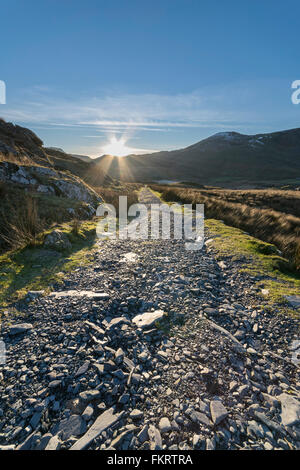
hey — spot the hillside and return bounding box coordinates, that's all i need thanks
[0,119,109,253]
[0,119,111,186]
[94,128,300,187]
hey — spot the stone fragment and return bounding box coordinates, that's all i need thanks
[278,393,300,426]
[210,400,228,425]
[9,323,33,335]
[70,408,124,450]
[132,310,165,329]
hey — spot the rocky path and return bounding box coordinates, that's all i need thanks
[0,188,299,450]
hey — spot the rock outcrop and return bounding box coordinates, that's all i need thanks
[0,118,50,166]
[0,119,113,186]
[0,161,102,208]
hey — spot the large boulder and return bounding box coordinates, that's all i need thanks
[44,230,72,251]
[0,161,102,207]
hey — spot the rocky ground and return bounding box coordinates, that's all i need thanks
[0,188,299,450]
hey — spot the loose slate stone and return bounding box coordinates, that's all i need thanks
[75,360,90,377]
[187,410,212,428]
[57,414,86,440]
[27,290,44,298]
[132,310,165,329]
[130,409,143,420]
[36,433,53,450]
[79,390,101,403]
[278,393,300,426]
[48,380,62,389]
[106,317,130,330]
[253,411,285,435]
[49,290,109,300]
[82,405,94,421]
[85,321,105,336]
[210,400,228,425]
[44,435,61,450]
[285,295,300,309]
[9,323,33,335]
[70,408,124,450]
[159,417,172,433]
[148,424,162,450]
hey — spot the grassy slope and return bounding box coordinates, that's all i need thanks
[0,183,140,313]
[151,187,300,318]
[0,220,98,311]
[206,219,300,319]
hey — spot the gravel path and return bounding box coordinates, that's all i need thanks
[0,188,299,450]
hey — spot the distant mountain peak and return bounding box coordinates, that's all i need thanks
[214,131,242,137]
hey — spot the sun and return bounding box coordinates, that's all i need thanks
[101,136,133,157]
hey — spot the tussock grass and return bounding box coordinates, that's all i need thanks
[0,182,97,253]
[0,196,45,250]
[205,219,300,318]
[0,220,98,309]
[93,185,140,216]
[157,186,300,271]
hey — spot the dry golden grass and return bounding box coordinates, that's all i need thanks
[0,195,45,250]
[155,186,300,271]
[93,185,140,216]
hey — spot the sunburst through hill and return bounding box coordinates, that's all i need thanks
[101,136,135,157]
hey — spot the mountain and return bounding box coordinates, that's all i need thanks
[71,154,92,163]
[93,128,300,187]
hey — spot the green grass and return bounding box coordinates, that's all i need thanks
[0,220,98,311]
[206,219,300,318]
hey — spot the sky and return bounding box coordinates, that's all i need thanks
[0,0,300,157]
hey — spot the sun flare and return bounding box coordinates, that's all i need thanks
[101,136,133,157]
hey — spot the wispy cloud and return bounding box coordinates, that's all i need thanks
[1,79,297,154]
[1,86,258,132]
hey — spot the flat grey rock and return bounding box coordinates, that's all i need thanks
[106,317,129,330]
[210,400,228,425]
[159,417,172,433]
[188,410,212,428]
[130,409,143,419]
[49,290,109,300]
[84,321,105,336]
[285,295,300,309]
[27,290,44,298]
[57,414,86,440]
[9,323,33,335]
[79,389,101,403]
[82,405,94,421]
[148,424,162,450]
[44,435,61,450]
[75,361,90,377]
[44,230,71,251]
[132,310,165,329]
[279,393,300,426]
[70,408,124,450]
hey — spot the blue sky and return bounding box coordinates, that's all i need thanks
[1,0,300,156]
